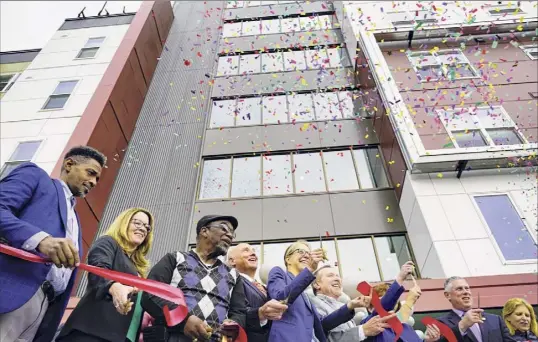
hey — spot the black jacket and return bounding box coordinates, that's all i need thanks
[57,236,142,342]
[437,310,517,342]
[242,275,271,342]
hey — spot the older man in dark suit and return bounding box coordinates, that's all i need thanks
[227,243,288,341]
[437,276,516,342]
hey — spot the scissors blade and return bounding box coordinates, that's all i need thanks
[319,233,323,249]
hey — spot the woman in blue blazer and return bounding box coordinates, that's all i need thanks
[267,240,358,342]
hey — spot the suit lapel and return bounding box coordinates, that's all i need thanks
[53,179,68,231]
[480,314,489,342]
[448,311,478,342]
[243,276,266,300]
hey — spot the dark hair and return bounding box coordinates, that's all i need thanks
[64,146,106,167]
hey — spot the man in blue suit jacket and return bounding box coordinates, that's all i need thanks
[437,276,516,342]
[0,146,105,342]
[227,243,288,342]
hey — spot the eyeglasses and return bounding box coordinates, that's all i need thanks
[131,219,152,233]
[291,249,310,257]
[206,223,236,238]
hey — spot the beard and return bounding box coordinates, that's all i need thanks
[207,243,228,260]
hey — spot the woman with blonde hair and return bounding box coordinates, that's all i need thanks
[502,297,538,341]
[57,208,155,342]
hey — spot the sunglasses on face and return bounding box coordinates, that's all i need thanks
[131,219,151,233]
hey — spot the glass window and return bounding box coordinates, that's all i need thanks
[236,97,262,126]
[261,19,281,34]
[43,80,78,109]
[240,54,261,74]
[374,236,412,281]
[231,156,261,197]
[305,49,329,69]
[76,37,105,59]
[287,93,315,122]
[313,92,341,120]
[353,149,375,189]
[452,130,488,148]
[262,95,288,124]
[0,74,17,92]
[217,56,239,76]
[0,163,23,181]
[283,50,307,71]
[293,152,326,193]
[319,15,332,29]
[338,238,381,281]
[338,91,357,118]
[262,154,293,195]
[210,99,236,128]
[242,21,261,36]
[521,45,538,60]
[261,52,284,73]
[322,150,359,191]
[476,107,513,128]
[76,48,99,59]
[475,195,536,261]
[408,49,476,82]
[199,159,231,199]
[85,37,105,48]
[222,23,242,38]
[8,141,41,161]
[487,128,523,146]
[262,242,289,271]
[366,148,389,188]
[299,16,321,31]
[281,17,300,32]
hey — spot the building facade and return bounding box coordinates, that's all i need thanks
[0,49,40,100]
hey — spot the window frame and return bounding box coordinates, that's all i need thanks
[41,80,78,110]
[75,36,106,60]
[387,10,438,28]
[0,73,20,93]
[471,192,538,265]
[0,140,44,180]
[437,105,528,151]
[487,6,524,16]
[407,49,479,82]
[520,44,538,61]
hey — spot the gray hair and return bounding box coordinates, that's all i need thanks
[444,276,465,292]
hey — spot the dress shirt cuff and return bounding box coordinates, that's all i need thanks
[260,319,268,327]
[358,325,366,341]
[22,231,50,251]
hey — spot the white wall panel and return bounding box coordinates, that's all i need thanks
[0,120,47,138]
[434,240,471,277]
[416,196,455,241]
[1,99,52,122]
[33,134,72,163]
[39,117,80,136]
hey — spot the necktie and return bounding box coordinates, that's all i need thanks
[461,311,482,342]
[252,280,267,297]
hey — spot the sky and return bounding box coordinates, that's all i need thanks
[0,1,142,52]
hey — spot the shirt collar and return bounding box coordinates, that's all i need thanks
[240,272,255,282]
[58,180,74,199]
[452,308,466,317]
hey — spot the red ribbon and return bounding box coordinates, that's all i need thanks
[0,244,188,327]
[421,316,457,342]
[357,281,403,341]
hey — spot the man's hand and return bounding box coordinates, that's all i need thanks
[37,236,79,268]
[109,283,137,315]
[259,299,288,321]
[347,290,372,310]
[362,313,396,337]
[307,248,325,272]
[424,324,441,342]
[184,315,211,340]
[396,261,414,284]
[458,309,485,332]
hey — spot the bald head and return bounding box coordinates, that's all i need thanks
[227,243,258,276]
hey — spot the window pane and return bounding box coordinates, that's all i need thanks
[261,19,280,34]
[440,109,477,131]
[448,64,476,78]
[293,152,326,193]
[353,149,375,189]
[85,37,105,48]
[338,238,381,281]
[231,157,261,197]
[262,154,293,195]
[217,56,239,76]
[327,48,343,68]
[262,242,289,272]
[0,162,23,181]
[9,141,41,161]
[199,159,231,199]
[319,15,332,29]
[299,16,321,31]
[210,99,236,128]
[453,130,488,148]
[262,95,288,124]
[487,128,523,145]
[76,47,99,59]
[240,54,261,74]
[416,65,442,81]
[374,236,412,281]
[366,148,389,188]
[305,49,329,69]
[43,94,70,109]
[236,97,262,126]
[313,92,341,120]
[223,23,242,37]
[53,81,77,95]
[283,50,307,71]
[287,93,315,122]
[475,195,537,261]
[338,91,358,118]
[242,21,261,35]
[476,107,512,128]
[261,53,284,73]
[281,17,300,32]
[323,151,359,191]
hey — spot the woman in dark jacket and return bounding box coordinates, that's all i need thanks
[57,207,155,342]
[503,297,538,341]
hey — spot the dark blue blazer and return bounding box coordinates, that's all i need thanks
[242,275,271,342]
[437,310,517,342]
[0,162,82,342]
[361,281,421,342]
[267,267,355,342]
